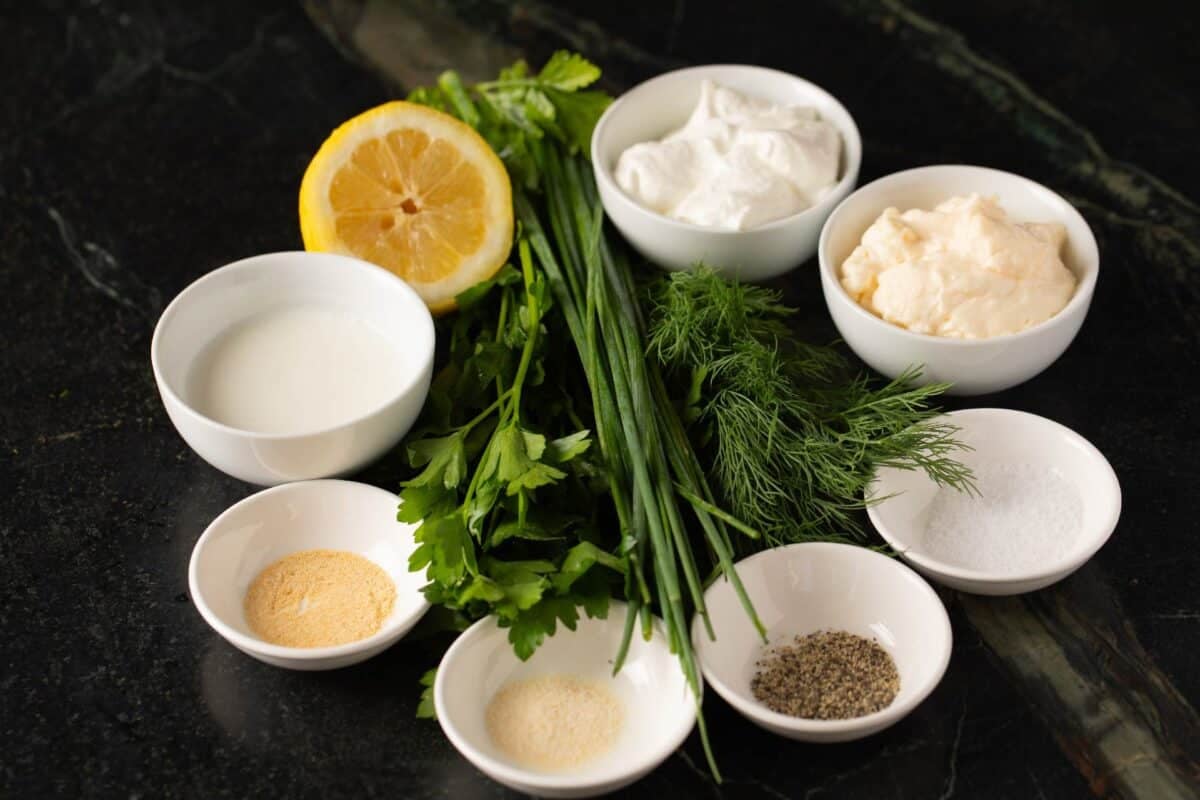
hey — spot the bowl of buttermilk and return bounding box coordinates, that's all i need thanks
[151,251,434,485]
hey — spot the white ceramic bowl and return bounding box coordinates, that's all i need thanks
[693,542,950,743]
[818,165,1099,395]
[188,479,429,670]
[592,64,862,281]
[152,251,434,485]
[434,603,696,798]
[867,408,1121,595]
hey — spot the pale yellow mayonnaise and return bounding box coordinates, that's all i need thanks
[615,80,841,231]
[839,194,1076,338]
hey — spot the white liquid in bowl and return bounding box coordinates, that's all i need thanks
[187,306,406,434]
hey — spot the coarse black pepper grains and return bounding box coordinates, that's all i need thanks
[750,630,900,719]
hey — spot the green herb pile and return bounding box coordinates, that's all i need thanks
[399,52,969,776]
[649,268,975,547]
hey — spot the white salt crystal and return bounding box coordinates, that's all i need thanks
[921,461,1083,574]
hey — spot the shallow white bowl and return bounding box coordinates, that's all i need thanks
[868,408,1121,595]
[152,251,434,485]
[693,542,950,743]
[818,165,1099,395]
[592,64,862,281]
[435,603,695,798]
[188,479,429,670]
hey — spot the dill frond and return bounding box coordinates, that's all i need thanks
[649,267,975,548]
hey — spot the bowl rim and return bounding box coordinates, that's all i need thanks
[433,600,698,792]
[150,250,435,441]
[591,63,863,236]
[867,408,1122,585]
[187,479,430,661]
[817,164,1100,346]
[692,541,952,736]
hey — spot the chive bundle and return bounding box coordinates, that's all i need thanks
[516,142,763,776]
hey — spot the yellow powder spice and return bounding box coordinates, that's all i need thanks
[243,549,396,648]
[485,674,624,771]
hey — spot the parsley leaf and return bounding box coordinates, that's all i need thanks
[505,595,580,660]
[544,88,612,154]
[405,431,467,490]
[537,51,602,91]
[545,429,592,463]
[416,668,437,719]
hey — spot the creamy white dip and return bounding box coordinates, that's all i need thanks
[614,80,841,231]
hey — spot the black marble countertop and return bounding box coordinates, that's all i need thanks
[3,1,1199,797]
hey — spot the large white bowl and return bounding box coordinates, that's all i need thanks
[693,543,951,743]
[188,479,430,670]
[868,408,1121,595]
[151,251,434,485]
[818,165,1099,395]
[435,603,696,798]
[592,64,862,281]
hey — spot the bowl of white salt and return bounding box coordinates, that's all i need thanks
[867,408,1121,595]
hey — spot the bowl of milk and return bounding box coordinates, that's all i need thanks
[151,251,434,485]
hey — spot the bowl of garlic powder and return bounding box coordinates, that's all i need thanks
[188,479,431,670]
[818,165,1099,395]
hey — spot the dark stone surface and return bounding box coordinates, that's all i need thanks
[2,1,1197,797]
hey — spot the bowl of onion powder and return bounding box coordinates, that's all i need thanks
[867,408,1121,595]
[434,601,696,797]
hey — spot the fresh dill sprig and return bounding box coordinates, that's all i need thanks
[649,267,975,547]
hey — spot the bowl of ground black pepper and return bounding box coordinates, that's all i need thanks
[692,542,951,742]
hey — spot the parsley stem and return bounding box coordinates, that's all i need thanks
[494,286,509,398]
[462,389,511,434]
[474,78,539,90]
[507,239,540,420]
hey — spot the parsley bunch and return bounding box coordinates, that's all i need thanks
[401,54,633,664]
[399,245,624,660]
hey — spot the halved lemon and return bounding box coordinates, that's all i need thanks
[299,101,513,313]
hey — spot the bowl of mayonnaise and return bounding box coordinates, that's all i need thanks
[592,64,861,281]
[818,165,1099,395]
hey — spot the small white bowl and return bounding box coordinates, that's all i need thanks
[188,479,429,670]
[592,64,862,281]
[818,165,1099,395]
[434,603,696,798]
[693,542,950,743]
[867,408,1121,595]
[152,251,434,485]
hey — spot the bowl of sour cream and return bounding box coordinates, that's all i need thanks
[818,165,1099,395]
[152,251,434,485]
[592,64,862,281]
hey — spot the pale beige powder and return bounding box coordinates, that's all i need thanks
[243,549,396,648]
[485,674,624,771]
